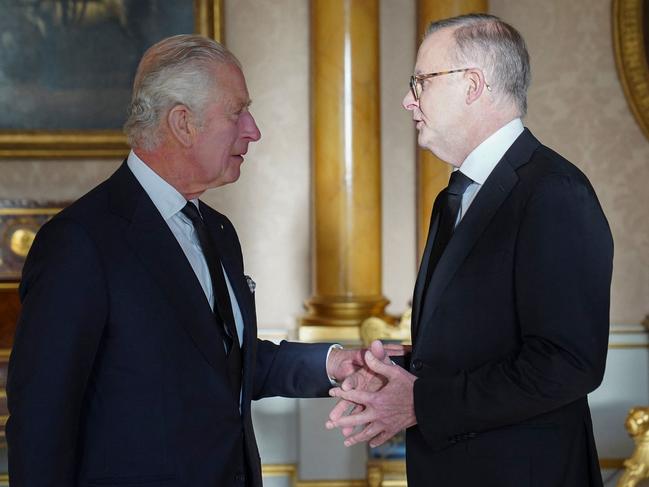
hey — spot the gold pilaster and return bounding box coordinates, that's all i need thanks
[300,0,387,341]
[416,0,488,258]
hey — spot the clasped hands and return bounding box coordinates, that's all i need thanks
[325,340,418,448]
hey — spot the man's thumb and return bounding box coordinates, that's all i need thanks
[369,340,386,361]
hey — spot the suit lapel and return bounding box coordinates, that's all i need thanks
[415,130,541,342]
[108,164,227,374]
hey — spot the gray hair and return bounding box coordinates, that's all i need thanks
[426,14,531,116]
[124,34,241,150]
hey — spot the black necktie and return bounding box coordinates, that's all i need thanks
[181,202,242,393]
[423,170,474,285]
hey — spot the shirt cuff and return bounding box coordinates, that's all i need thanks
[325,343,344,386]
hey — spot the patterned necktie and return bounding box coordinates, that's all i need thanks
[423,170,474,288]
[181,202,242,393]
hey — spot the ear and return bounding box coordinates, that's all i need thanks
[167,104,196,147]
[465,69,488,105]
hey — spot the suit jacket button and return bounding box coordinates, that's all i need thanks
[412,359,423,371]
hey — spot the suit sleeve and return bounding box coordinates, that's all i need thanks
[413,173,613,447]
[6,218,107,486]
[252,340,333,399]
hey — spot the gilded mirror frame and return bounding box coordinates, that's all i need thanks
[0,0,223,159]
[613,0,649,140]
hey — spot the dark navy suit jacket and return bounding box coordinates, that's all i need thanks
[405,129,613,487]
[6,163,332,487]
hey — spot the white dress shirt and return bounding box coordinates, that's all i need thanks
[454,118,524,226]
[127,151,244,347]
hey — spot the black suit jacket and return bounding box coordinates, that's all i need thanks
[6,163,332,487]
[405,129,613,487]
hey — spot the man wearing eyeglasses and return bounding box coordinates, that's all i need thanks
[327,13,613,487]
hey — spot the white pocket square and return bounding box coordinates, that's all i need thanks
[245,275,256,294]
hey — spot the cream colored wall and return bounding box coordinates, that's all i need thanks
[490,0,649,325]
[220,0,311,329]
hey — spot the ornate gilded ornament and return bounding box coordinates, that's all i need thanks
[613,0,649,140]
[0,203,62,280]
[618,407,649,486]
[360,308,412,347]
[8,227,36,259]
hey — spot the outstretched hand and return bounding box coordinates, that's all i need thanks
[326,343,417,448]
[327,341,393,437]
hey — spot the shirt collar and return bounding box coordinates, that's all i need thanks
[126,151,193,220]
[459,118,524,185]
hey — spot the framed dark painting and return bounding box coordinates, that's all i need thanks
[0,0,223,158]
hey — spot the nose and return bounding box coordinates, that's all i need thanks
[240,111,261,142]
[402,89,417,111]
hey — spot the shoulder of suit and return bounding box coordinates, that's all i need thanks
[51,177,113,228]
[523,143,591,186]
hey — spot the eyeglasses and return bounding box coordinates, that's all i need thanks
[409,68,491,101]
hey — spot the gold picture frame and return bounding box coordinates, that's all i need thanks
[0,0,223,159]
[613,0,649,140]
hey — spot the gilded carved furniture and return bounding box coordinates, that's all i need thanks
[617,407,649,487]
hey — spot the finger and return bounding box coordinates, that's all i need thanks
[328,398,353,423]
[328,407,374,429]
[344,421,385,447]
[364,349,400,378]
[341,404,365,436]
[329,386,374,405]
[369,340,386,361]
[327,401,367,431]
[340,373,359,391]
[369,430,397,448]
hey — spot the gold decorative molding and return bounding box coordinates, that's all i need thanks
[261,457,632,484]
[0,0,223,159]
[367,459,407,487]
[609,343,649,349]
[302,297,390,329]
[611,324,649,334]
[261,464,366,487]
[613,0,649,140]
[297,482,367,487]
[262,463,296,478]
